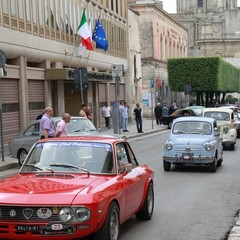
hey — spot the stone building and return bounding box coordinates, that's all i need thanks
[0,0,131,144]
[129,0,188,116]
[174,0,240,67]
[172,0,240,102]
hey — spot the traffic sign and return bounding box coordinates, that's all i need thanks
[111,65,124,77]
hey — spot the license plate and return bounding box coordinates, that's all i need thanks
[182,153,193,160]
[16,225,40,232]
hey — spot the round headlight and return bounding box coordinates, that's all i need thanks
[59,207,74,222]
[75,207,91,222]
[223,126,228,133]
[205,144,212,151]
[165,143,173,150]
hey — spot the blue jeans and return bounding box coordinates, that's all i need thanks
[121,117,128,130]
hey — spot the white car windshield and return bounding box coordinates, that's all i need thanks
[204,111,230,121]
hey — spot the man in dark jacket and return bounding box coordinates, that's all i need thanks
[154,103,162,125]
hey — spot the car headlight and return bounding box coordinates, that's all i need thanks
[59,207,74,222]
[75,207,91,222]
[165,143,173,150]
[205,144,212,151]
[223,126,228,133]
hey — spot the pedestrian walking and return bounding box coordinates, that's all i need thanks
[102,102,112,129]
[39,107,55,139]
[133,103,143,133]
[154,103,162,125]
[162,104,169,117]
[119,101,129,132]
[55,113,71,137]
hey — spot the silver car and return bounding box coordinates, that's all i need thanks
[9,117,100,166]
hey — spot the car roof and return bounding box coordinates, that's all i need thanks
[173,116,215,124]
[202,107,233,113]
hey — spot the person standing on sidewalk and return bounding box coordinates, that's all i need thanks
[102,102,112,129]
[154,103,162,125]
[119,101,129,132]
[40,107,55,139]
[133,103,143,133]
[55,113,71,137]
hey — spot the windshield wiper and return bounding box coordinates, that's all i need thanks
[50,163,90,175]
[23,164,54,172]
[73,128,88,132]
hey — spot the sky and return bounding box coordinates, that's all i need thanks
[161,0,177,13]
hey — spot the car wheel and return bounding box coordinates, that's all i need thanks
[230,144,235,150]
[168,121,173,129]
[217,159,222,167]
[92,202,120,240]
[136,182,154,220]
[18,149,28,166]
[209,158,216,172]
[163,160,171,171]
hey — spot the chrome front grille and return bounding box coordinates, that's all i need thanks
[1,206,60,221]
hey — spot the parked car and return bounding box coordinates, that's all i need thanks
[0,136,154,240]
[202,108,237,150]
[162,108,197,129]
[163,116,223,172]
[9,117,100,166]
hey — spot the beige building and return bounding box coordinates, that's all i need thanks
[129,0,188,116]
[0,0,131,144]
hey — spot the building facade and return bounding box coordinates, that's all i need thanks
[129,0,188,116]
[0,0,130,144]
[174,0,240,65]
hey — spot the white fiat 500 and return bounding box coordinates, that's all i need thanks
[163,116,223,172]
[202,108,237,150]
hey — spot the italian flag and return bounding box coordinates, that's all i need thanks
[78,8,93,50]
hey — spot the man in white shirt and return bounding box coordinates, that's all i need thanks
[102,102,112,129]
[55,113,71,137]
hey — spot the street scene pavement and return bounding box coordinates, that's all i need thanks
[0,118,240,240]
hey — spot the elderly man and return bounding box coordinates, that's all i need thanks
[55,113,71,137]
[40,107,55,139]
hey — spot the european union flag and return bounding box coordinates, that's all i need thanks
[92,19,108,51]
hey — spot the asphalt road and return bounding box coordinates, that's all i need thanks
[1,131,239,240]
[119,131,240,240]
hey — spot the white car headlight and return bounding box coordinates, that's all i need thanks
[59,207,74,222]
[205,144,212,151]
[165,143,173,150]
[75,207,91,222]
[223,126,228,133]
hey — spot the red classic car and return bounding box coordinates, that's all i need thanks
[0,136,154,240]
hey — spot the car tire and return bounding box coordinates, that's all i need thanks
[18,149,28,166]
[136,182,154,220]
[92,202,120,240]
[230,144,235,150]
[217,157,223,167]
[209,158,216,172]
[163,160,171,171]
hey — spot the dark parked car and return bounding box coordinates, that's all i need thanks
[162,108,197,129]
